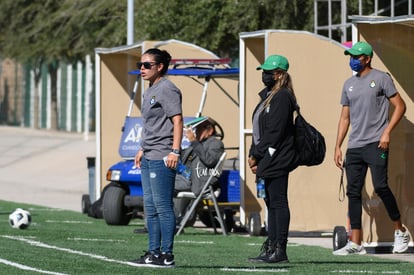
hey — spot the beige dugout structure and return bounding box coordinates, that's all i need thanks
[240,27,414,246]
[94,39,239,199]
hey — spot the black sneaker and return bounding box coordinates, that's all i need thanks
[133,227,148,234]
[153,252,175,268]
[128,251,159,267]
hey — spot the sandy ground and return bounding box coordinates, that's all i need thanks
[0,126,95,212]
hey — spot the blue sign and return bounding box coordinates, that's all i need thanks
[118,117,143,159]
[118,116,196,159]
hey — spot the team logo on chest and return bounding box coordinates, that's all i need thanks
[370,80,376,88]
[150,96,156,105]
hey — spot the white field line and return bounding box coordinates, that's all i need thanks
[331,271,400,274]
[68,237,127,243]
[128,221,145,225]
[1,235,131,266]
[28,208,65,212]
[45,220,93,224]
[246,243,262,246]
[175,240,214,244]
[221,267,288,273]
[0,258,69,275]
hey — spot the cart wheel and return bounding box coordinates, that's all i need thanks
[103,186,132,225]
[247,212,261,236]
[81,194,91,214]
[333,226,348,250]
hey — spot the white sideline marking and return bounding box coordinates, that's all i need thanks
[128,221,145,225]
[175,240,214,244]
[0,258,68,275]
[68,237,127,243]
[28,208,65,212]
[331,271,401,274]
[246,243,262,246]
[221,267,288,273]
[1,235,130,266]
[45,220,93,224]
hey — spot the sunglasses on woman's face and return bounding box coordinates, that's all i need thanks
[136,62,158,69]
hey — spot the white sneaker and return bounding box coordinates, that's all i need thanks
[393,229,410,254]
[333,241,367,256]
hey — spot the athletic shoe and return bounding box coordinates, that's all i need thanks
[333,241,367,256]
[393,229,410,254]
[128,251,159,267]
[133,227,148,234]
[152,252,175,268]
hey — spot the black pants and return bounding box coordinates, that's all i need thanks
[264,174,290,245]
[345,142,401,229]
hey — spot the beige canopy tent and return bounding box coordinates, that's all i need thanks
[239,26,414,247]
[94,39,239,199]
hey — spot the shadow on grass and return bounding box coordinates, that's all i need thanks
[175,264,292,270]
[292,260,401,265]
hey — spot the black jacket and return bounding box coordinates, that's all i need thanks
[249,87,298,178]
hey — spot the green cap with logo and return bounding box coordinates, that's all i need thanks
[256,55,289,71]
[344,41,373,57]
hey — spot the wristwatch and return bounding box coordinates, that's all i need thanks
[171,149,180,155]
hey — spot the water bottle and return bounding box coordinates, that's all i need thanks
[177,161,191,180]
[256,178,266,199]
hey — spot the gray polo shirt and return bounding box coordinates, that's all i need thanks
[340,69,397,149]
[141,77,182,160]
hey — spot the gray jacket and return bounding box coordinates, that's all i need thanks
[177,136,224,196]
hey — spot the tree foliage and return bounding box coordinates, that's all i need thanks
[0,0,315,63]
[0,0,126,63]
[0,0,408,63]
[135,0,313,59]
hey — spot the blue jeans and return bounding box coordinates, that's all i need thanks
[141,157,176,254]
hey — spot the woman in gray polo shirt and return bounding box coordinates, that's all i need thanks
[129,48,183,268]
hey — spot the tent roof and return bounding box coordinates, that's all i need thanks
[349,15,414,28]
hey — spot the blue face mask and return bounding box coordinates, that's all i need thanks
[349,57,363,72]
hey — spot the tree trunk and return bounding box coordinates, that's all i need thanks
[49,62,59,130]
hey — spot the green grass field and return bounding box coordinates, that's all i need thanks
[1,200,413,274]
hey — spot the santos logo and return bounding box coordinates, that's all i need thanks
[123,124,142,143]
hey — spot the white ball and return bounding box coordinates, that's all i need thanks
[9,208,32,229]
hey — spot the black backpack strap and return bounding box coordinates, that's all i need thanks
[286,89,300,115]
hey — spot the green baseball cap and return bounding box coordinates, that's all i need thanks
[344,41,373,57]
[256,55,289,71]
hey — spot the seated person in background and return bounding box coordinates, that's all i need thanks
[174,117,225,225]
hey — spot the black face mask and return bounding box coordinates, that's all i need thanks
[262,71,276,88]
